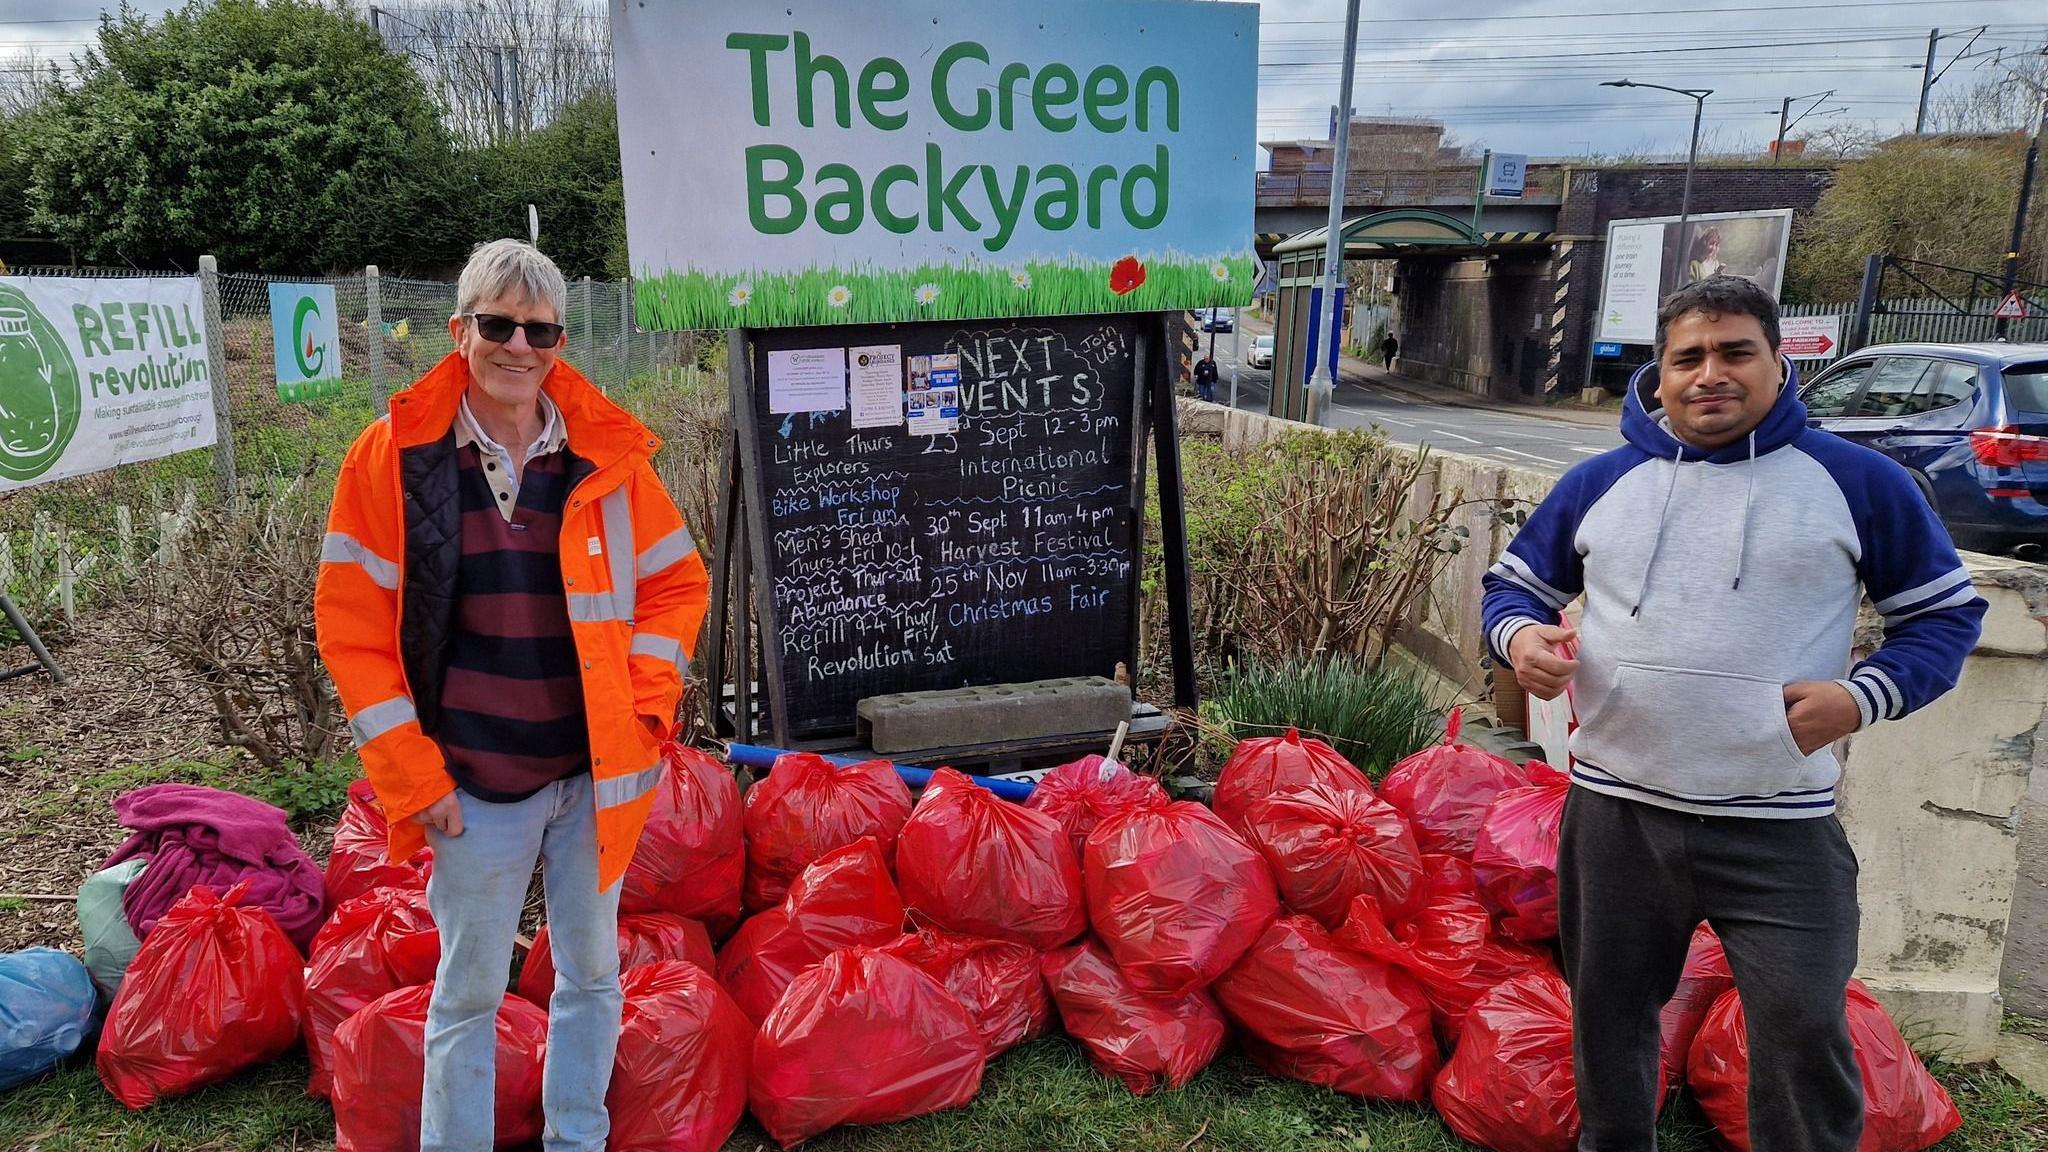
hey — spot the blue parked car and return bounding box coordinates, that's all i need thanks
[1798,342,2048,558]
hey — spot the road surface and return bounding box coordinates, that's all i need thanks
[1203,320,1622,476]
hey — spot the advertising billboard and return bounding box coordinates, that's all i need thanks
[1595,208,1793,345]
[611,0,1260,331]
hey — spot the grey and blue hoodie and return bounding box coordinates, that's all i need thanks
[1480,357,1987,819]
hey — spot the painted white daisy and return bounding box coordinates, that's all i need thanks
[914,283,942,306]
[727,282,753,308]
[1010,270,1033,291]
[826,284,853,309]
[1210,262,1231,283]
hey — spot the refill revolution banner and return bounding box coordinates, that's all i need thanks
[0,276,217,494]
[612,0,1260,330]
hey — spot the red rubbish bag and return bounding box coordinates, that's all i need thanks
[1471,762,1571,942]
[1213,728,1373,837]
[1333,857,1558,1044]
[606,961,754,1152]
[517,911,715,1008]
[1686,980,1962,1152]
[330,982,547,1152]
[1042,937,1229,1096]
[325,779,431,910]
[1379,708,1533,859]
[97,883,305,1109]
[742,752,913,912]
[1657,925,1733,1101]
[1213,915,1438,1101]
[749,947,986,1148]
[1085,801,1281,997]
[621,739,745,938]
[1240,782,1426,929]
[895,767,1087,949]
[717,839,907,1024]
[1024,755,1171,860]
[305,885,441,1100]
[878,929,1052,1057]
[1432,970,1591,1152]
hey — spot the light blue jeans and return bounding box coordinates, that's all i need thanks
[422,774,622,1152]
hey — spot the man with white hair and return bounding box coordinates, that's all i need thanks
[315,239,709,1150]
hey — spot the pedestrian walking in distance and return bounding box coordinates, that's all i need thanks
[1379,331,1398,368]
[1193,353,1219,402]
[316,239,710,1151]
[1482,275,1984,1152]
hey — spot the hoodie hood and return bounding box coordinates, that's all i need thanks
[1623,355,1807,463]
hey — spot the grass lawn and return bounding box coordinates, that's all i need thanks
[3,1035,2042,1152]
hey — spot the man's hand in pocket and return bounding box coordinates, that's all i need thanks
[409,791,464,837]
[1783,681,1861,756]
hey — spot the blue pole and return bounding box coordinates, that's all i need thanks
[725,743,1037,802]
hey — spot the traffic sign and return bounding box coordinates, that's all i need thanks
[1995,291,2028,321]
[1779,314,1840,360]
[1592,341,1624,359]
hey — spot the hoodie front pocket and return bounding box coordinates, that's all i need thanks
[1579,661,1812,799]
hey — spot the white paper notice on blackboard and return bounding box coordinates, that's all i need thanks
[848,345,904,429]
[767,347,848,414]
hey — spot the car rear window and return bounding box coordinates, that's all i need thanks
[2004,364,2048,416]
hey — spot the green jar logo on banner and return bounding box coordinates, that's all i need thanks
[269,282,341,402]
[0,284,83,483]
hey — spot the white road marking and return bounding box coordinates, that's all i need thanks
[1370,414,1420,428]
[1428,428,1483,444]
[1499,448,1569,466]
[1570,447,1603,456]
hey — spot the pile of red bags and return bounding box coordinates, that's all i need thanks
[1042,937,1229,1095]
[1687,980,1963,1152]
[1213,915,1438,1101]
[1334,857,1558,1044]
[1239,781,1426,929]
[1432,970,1586,1152]
[742,753,913,912]
[1380,709,1533,859]
[717,839,907,1023]
[1085,801,1281,997]
[1024,755,1169,859]
[750,947,987,1148]
[518,911,716,1008]
[1658,925,1734,1098]
[894,768,1087,949]
[877,929,1052,1057]
[304,885,440,1099]
[621,740,746,938]
[1212,728,1373,836]
[1471,762,1571,942]
[326,779,432,910]
[97,883,305,1109]
[330,982,548,1152]
[607,961,754,1152]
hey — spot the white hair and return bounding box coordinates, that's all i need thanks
[454,239,568,323]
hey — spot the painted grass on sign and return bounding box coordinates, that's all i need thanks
[637,255,1258,331]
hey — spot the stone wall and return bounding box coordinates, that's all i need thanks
[1192,398,2046,1061]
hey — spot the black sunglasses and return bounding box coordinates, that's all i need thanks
[468,312,565,349]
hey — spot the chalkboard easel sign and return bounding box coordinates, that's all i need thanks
[701,312,1195,755]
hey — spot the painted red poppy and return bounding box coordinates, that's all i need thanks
[1108,256,1146,296]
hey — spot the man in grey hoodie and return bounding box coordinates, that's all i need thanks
[1481,276,1985,1152]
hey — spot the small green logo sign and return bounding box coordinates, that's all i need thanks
[0,284,82,483]
[293,294,326,378]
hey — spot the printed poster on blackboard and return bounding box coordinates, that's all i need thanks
[906,353,960,435]
[849,344,903,429]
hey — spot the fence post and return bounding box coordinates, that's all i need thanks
[1848,254,1883,354]
[616,277,632,391]
[197,254,237,502]
[365,264,387,413]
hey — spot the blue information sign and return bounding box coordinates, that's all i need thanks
[1592,341,1624,359]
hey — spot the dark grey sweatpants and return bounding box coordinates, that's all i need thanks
[1558,786,1864,1152]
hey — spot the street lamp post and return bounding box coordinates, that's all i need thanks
[1602,79,1712,255]
[1306,0,1363,427]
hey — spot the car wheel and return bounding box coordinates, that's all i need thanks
[1908,471,1938,510]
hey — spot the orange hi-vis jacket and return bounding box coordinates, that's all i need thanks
[314,352,710,891]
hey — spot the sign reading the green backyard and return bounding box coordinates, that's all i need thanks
[268,282,341,402]
[610,0,1259,330]
[0,276,216,494]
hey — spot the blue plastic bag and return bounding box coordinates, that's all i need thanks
[0,947,97,1091]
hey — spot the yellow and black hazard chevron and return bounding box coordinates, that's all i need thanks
[1482,231,1553,245]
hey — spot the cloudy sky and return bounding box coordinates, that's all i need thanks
[3,0,2041,157]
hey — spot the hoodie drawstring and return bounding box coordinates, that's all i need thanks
[1630,443,1685,617]
[1733,430,1757,591]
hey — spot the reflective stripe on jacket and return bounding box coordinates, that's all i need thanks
[314,351,711,890]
